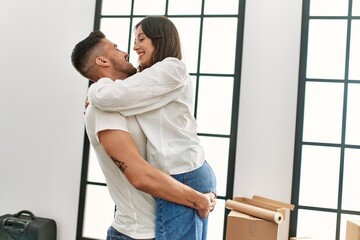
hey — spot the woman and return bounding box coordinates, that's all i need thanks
[88,16,217,240]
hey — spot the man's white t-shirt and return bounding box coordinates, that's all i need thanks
[85,105,156,239]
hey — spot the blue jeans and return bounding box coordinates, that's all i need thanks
[155,161,217,240]
[106,226,154,240]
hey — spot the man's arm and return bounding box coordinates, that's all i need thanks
[88,58,188,116]
[98,129,215,218]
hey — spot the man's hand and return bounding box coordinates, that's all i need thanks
[196,192,217,219]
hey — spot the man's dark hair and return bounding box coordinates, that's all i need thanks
[71,31,106,80]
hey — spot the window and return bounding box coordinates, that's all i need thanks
[76,0,245,239]
[291,0,360,239]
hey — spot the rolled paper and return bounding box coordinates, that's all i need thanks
[226,199,283,224]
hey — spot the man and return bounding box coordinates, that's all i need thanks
[71,31,215,240]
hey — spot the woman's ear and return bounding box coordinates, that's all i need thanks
[95,56,109,66]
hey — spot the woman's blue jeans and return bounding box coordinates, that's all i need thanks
[155,161,217,240]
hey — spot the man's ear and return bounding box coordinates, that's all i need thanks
[95,56,110,66]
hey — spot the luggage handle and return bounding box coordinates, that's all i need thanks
[13,210,37,220]
[2,217,30,233]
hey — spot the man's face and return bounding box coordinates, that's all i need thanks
[102,38,137,78]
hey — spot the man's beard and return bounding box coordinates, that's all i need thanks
[128,65,137,76]
[112,58,137,77]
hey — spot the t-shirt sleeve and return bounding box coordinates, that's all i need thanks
[86,105,129,143]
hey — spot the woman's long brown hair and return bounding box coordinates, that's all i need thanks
[135,16,182,72]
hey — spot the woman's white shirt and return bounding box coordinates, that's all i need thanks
[88,57,205,175]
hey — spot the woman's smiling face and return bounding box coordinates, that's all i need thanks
[133,25,155,68]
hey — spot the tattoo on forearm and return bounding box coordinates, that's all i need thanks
[111,157,127,172]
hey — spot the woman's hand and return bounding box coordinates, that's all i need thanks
[197,192,217,218]
[84,97,89,114]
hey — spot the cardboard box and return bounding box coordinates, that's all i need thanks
[225,195,294,240]
[346,220,360,240]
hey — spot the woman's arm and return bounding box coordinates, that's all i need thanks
[88,58,188,116]
[98,129,215,218]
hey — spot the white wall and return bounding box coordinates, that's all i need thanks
[233,1,302,236]
[0,0,302,239]
[0,0,95,239]
[234,0,302,202]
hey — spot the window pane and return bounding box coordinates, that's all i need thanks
[197,76,234,135]
[345,83,360,144]
[353,0,360,16]
[342,148,360,211]
[168,0,202,15]
[87,146,106,183]
[302,82,344,143]
[133,0,166,15]
[101,0,132,15]
[200,18,237,74]
[349,20,360,80]
[207,199,225,240]
[204,0,239,14]
[296,209,337,240]
[100,18,131,52]
[299,145,340,208]
[83,185,115,239]
[170,17,201,73]
[309,0,348,16]
[199,136,229,196]
[306,20,347,79]
[340,214,360,240]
